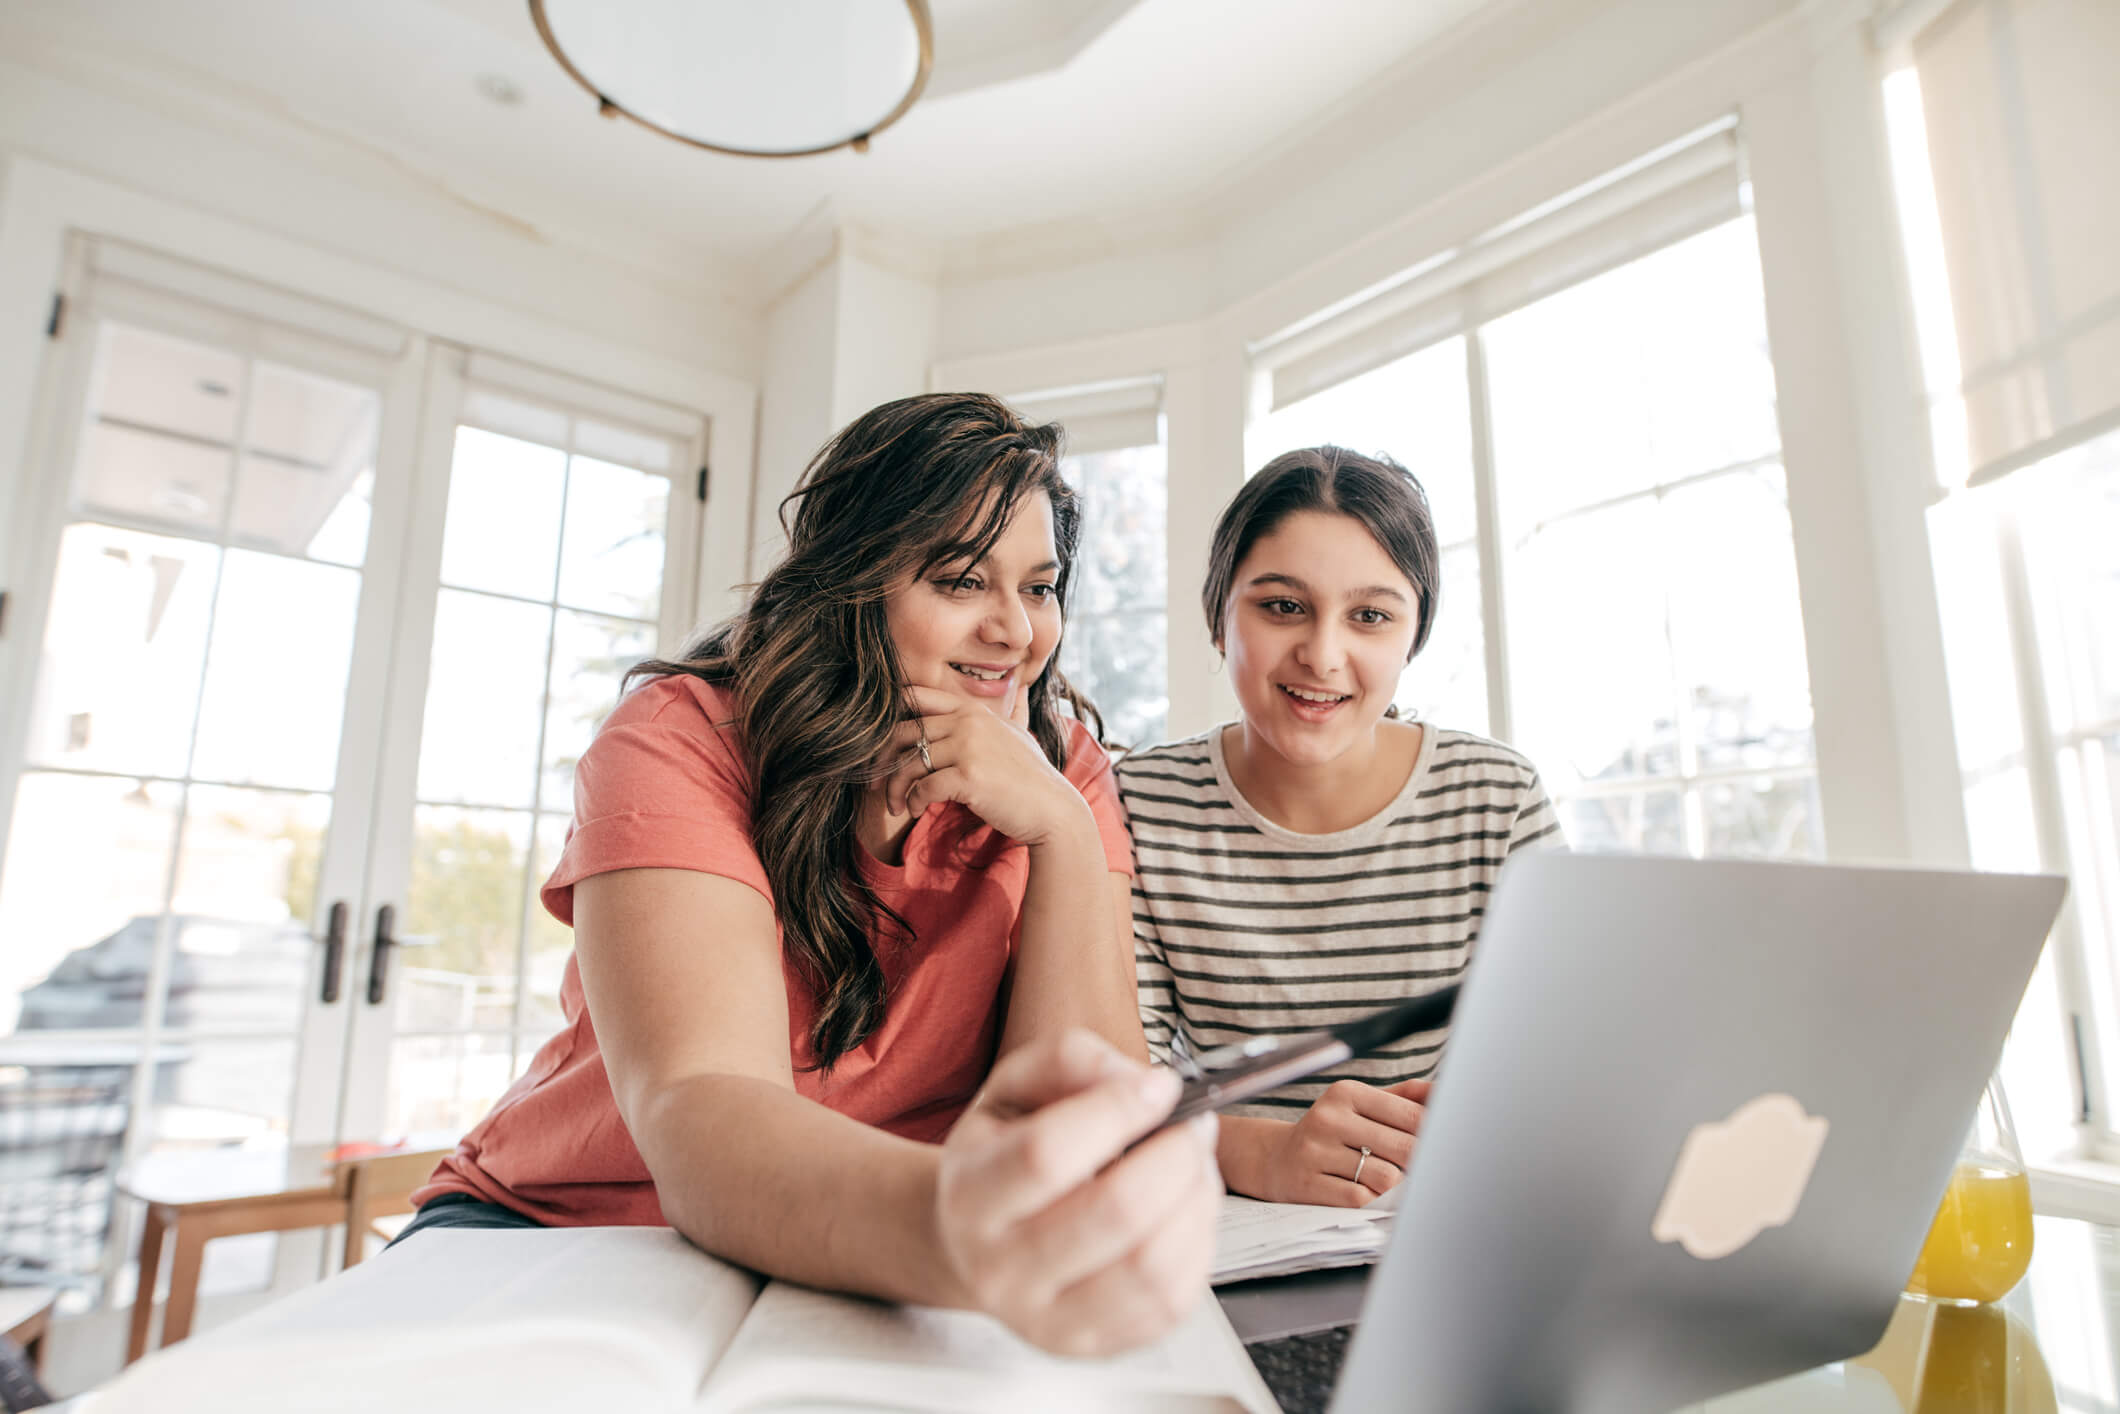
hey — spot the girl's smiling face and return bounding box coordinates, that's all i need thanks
[1221,509,1423,768]
[883,491,1063,716]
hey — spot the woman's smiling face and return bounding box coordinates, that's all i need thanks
[1221,509,1423,767]
[883,491,1063,716]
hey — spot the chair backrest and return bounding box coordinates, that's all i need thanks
[336,1148,453,1269]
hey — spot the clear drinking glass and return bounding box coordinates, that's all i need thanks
[1905,1076,2035,1305]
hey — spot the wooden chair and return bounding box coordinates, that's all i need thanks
[122,1145,453,1363]
[0,1286,55,1374]
[335,1148,453,1269]
[122,1170,347,1364]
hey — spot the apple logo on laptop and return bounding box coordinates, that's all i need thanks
[1652,1093,1830,1260]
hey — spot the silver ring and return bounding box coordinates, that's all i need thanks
[1351,1146,1371,1185]
[917,734,935,774]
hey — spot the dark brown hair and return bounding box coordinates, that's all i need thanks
[628,393,1100,1069]
[1202,445,1441,658]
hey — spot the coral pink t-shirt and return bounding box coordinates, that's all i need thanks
[414,674,1133,1226]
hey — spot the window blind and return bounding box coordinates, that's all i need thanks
[1255,118,1745,413]
[464,351,704,447]
[84,238,407,359]
[1913,0,2120,487]
[1007,377,1163,457]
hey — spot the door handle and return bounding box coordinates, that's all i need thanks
[367,903,397,1005]
[318,900,349,1004]
[365,906,439,1006]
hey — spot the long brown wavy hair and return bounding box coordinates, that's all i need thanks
[628,393,1103,1070]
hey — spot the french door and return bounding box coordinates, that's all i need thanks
[0,241,702,1306]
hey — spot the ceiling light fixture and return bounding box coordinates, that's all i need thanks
[527,0,933,159]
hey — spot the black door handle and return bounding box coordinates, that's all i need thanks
[367,903,396,1005]
[318,899,348,1004]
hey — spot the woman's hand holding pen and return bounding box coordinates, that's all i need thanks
[882,683,1090,847]
[935,1030,1221,1356]
[1228,1077,1431,1207]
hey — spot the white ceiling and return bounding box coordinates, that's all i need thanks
[0,0,1542,305]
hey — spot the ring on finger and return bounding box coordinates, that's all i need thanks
[1351,1145,1371,1185]
[917,734,935,774]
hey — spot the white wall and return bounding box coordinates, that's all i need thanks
[0,58,762,378]
[934,0,1799,362]
[750,240,939,579]
[753,256,845,576]
[832,250,939,427]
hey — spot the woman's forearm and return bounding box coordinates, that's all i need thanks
[1001,804,1143,1059]
[635,1072,971,1308]
[1215,1114,1288,1198]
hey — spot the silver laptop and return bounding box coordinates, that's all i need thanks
[1329,852,2066,1414]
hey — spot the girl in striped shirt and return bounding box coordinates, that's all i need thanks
[1122,446,1562,1208]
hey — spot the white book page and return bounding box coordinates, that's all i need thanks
[96,1227,763,1414]
[1214,1194,1392,1283]
[696,1283,1277,1414]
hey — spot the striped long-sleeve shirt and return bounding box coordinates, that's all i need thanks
[1119,723,1563,1118]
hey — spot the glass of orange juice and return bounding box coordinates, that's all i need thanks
[1906,1077,2034,1305]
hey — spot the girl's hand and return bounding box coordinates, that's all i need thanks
[1249,1077,1430,1207]
[936,1030,1220,1356]
[883,683,1089,846]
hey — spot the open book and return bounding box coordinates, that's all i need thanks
[90,1227,1278,1414]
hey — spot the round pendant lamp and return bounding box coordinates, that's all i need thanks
[529,0,933,158]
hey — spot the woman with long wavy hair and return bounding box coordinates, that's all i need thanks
[400,393,1219,1356]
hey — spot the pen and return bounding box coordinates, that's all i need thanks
[1148,983,1461,1135]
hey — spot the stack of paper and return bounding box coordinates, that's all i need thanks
[1212,1194,1396,1285]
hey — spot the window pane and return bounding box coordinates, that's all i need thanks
[1557,791,1685,855]
[25,525,216,778]
[1060,442,1168,747]
[2061,733,2120,1130]
[1248,339,1477,545]
[190,551,361,791]
[0,776,180,1035]
[544,610,652,807]
[400,807,532,1034]
[1066,443,1167,616]
[1664,467,1815,772]
[91,324,243,444]
[1929,487,2029,773]
[416,591,550,808]
[1401,542,1486,735]
[231,363,379,565]
[75,422,230,536]
[1486,217,1781,530]
[148,1035,297,1152]
[2018,428,2120,733]
[2061,733,2120,980]
[1063,612,1168,751]
[384,1033,515,1140]
[166,786,331,1033]
[73,324,243,536]
[1700,774,1823,859]
[1508,499,1677,788]
[557,456,668,621]
[438,428,565,601]
[1963,767,2044,876]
